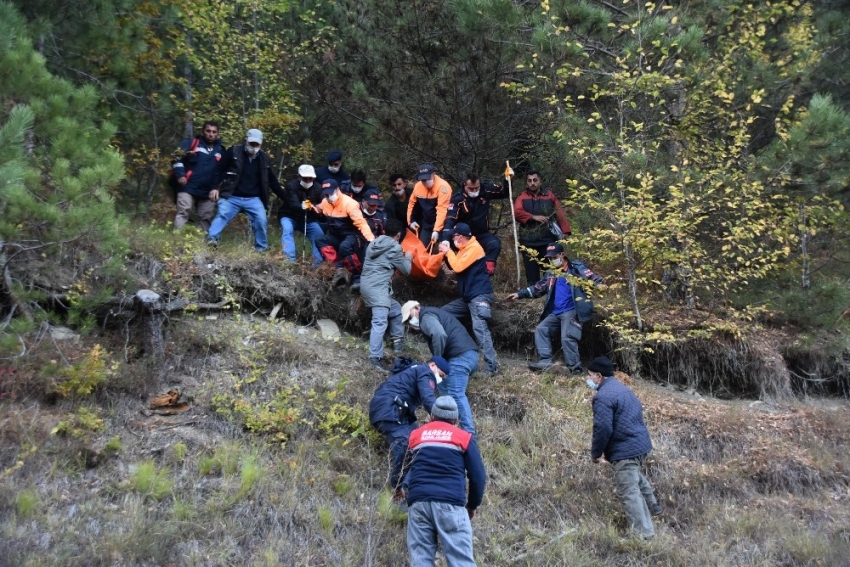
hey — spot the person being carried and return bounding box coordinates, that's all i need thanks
[513,170,571,284]
[208,128,285,251]
[401,301,478,435]
[507,243,603,374]
[587,356,661,540]
[361,218,413,370]
[438,223,498,376]
[403,395,486,567]
[442,172,510,275]
[368,357,447,495]
[171,120,224,232]
[407,164,453,247]
[278,164,325,266]
[313,179,375,287]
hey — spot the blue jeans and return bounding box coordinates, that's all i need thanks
[442,295,497,373]
[280,217,324,263]
[407,501,476,567]
[207,196,268,251]
[437,349,478,435]
[369,301,403,359]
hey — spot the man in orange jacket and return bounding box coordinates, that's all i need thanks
[438,223,498,375]
[314,179,375,287]
[407,164,453,247]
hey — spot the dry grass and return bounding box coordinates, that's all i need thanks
[1,281,849,565]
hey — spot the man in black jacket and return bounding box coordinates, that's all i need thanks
[588,356,661,539]
[385,173,413,225]
[207,128,285,251]
[368,357,446,492]
[278,163,325,266]
[401,301,479,435]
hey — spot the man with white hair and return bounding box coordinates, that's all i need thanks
[279,163,325,266]
[208,128,285,251]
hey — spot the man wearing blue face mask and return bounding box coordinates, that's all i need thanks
[586,356,661,539]
[506,243,604,374]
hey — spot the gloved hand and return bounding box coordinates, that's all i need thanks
[409,221,420,231]
[438,241,450,254]
[440,240,450,249]
[431,231,439,242]
[302,200,312,210]
[504,165,515,179]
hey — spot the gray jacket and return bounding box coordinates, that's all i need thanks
[360,235,411,308]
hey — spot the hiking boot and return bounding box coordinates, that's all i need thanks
[528,360,555,372]
[568,367,585,377]
[332,268,351,287]
[350,275,361,292]
[650,503,662,516]
[392,339,404,354]
[206,238,219,248]
[369,357,388,372]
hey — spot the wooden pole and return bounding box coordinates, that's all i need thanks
[505,161,522,288]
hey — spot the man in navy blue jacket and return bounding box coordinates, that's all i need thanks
[172,120,225,231]
[368,357,447,493]
[404,396,486,567]
[587,356,661,539]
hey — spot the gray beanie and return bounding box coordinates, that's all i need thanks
[431,396,458,421]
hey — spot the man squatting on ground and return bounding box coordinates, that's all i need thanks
[403,395,486,567]
[361,218,413,370]
[438,223,498,376]
[313,179,375,286]
[507,243,604,374]
[172,120,224,232]
[587,356,661,539]
[401,301,478,436]
[368,357,448,494]
[207,128,285,251]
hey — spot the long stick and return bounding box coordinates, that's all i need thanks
[505,160,522,288]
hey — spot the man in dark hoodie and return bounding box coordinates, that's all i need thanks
[361,219,413,370]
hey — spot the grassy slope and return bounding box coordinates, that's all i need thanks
[1,310,849,567]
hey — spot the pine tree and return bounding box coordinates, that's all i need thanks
[0,2,126,349]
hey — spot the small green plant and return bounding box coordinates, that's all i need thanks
[333,475,352,497]
[172,442,187,463]
[51,407,104,439]
[237,454,262,499]
[15,490,38,518]
[104,436,122,454]
[130,460,173,500]
[198,456,216,476]
[51,344,118,398]
[318,506,334,533]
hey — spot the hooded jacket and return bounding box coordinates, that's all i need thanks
[361,235,412,309]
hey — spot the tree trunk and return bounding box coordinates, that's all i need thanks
[624,239,643,331]
[800,201,810,290]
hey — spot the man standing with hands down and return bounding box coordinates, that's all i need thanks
[404,395,486,567]
[407,164,453,247]
[587,356,661,540]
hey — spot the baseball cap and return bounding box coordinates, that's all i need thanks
[416,164,435,181]
[246,129,263,144]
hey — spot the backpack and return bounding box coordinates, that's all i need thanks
[389,356,417,375]
[167,136,201,203]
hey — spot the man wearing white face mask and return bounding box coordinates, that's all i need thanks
[313,179,375,287]
[442,173,510,275]
[407,164,453,247]
[278,164,325,266]
[506,243,605,374]
[315,150,352,193]
[401,301,478,435]
[208,128,286,251]
[348,169,379,203]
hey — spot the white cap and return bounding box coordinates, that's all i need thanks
[246,128,263,144]
[401,300,420,323]
[298,164,316,178]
